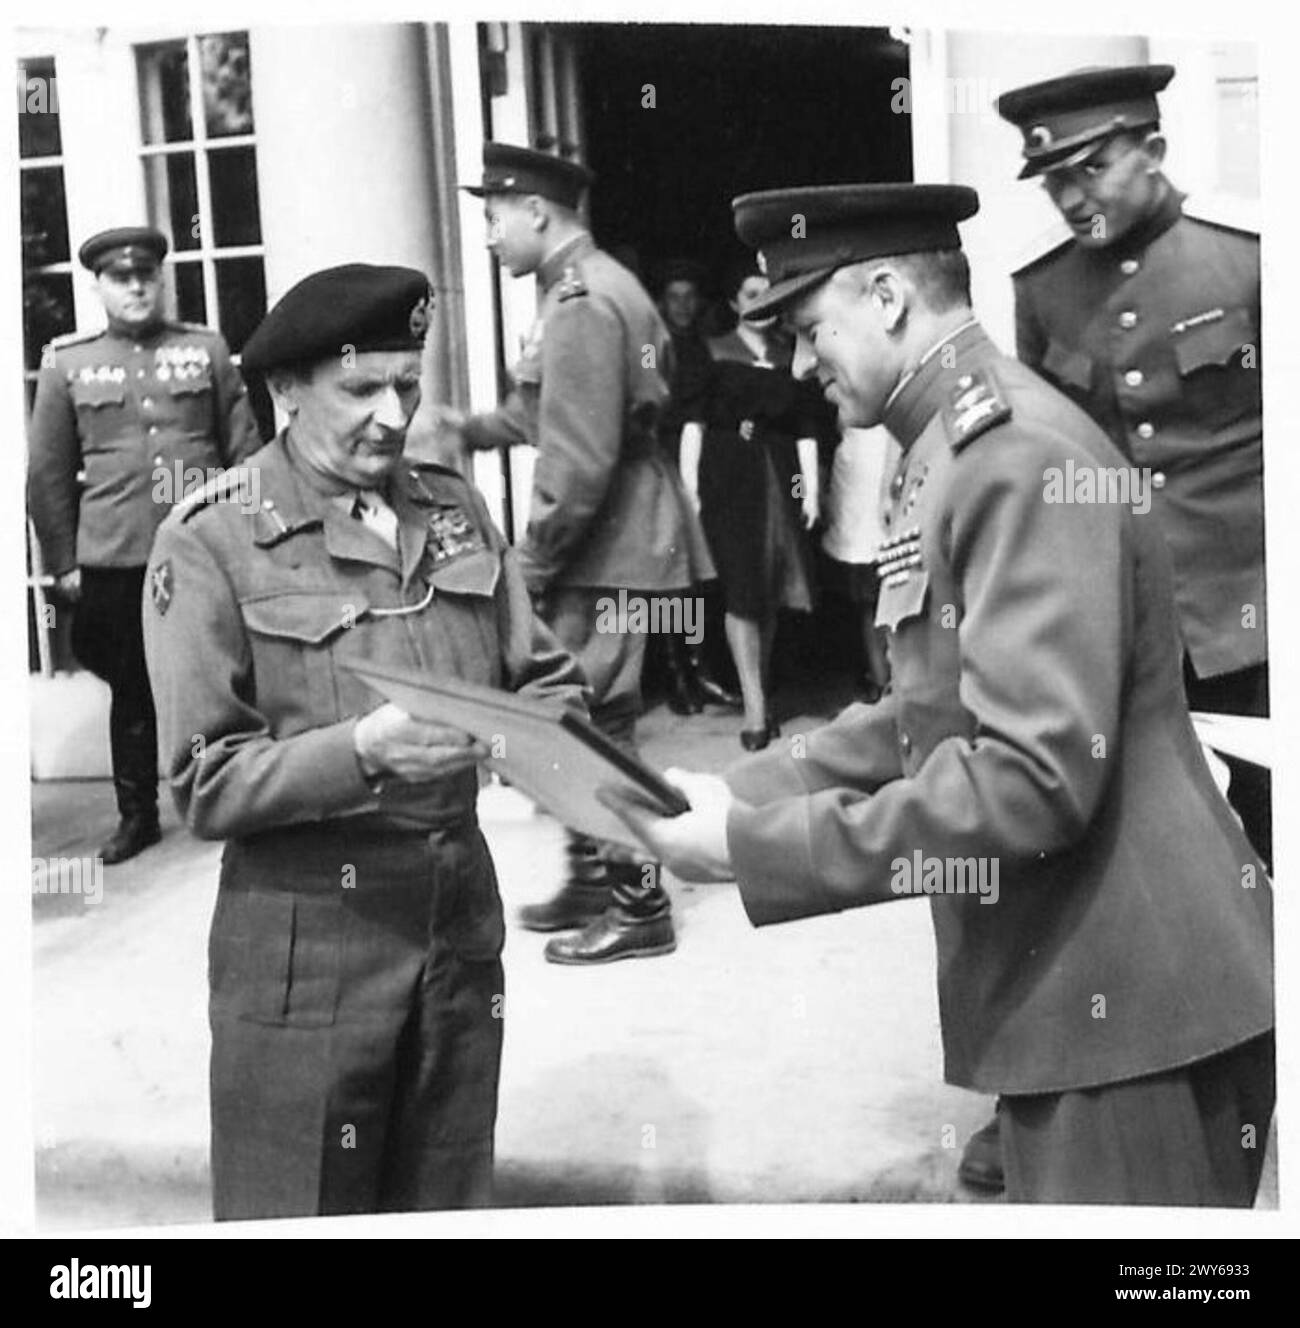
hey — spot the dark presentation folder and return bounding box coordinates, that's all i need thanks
[346,659,690,849]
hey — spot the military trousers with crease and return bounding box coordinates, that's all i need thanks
[207,817,505,1220]
[540,586,665,903]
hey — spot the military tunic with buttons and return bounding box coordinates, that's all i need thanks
[1013,191,1263,679]
[143,435,586,1218]
[462,233,712,594]
[722,321,1272,1097]
[27,319,261,574]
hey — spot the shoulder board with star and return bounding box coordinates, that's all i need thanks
[176,466,257,523]
[555,264,589,302]
[942,367,1012,452]
[1182,192,1259,237]
[46,328,104,352]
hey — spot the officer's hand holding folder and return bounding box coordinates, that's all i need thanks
[346,660,690,850]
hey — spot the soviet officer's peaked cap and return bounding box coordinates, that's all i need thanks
[731,183,980,320]
[78,226,168,275]
[996,64,1176,179]
[462,142,594,210]
[241,264,434,374]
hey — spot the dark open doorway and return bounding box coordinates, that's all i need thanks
[569,24,913,703]
[572,22,912,298]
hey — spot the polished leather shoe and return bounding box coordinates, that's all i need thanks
[517,880,613,933]
[740,726,771,751]
[98,814,162,865]
[544,904,676,964]
[957,1111,1005,1192]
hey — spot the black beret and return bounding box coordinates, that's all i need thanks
[462,142,594,210]
[241,264,434,374]
[79,226,168,274]
[997,64,1175,179]
[731,183,979,319]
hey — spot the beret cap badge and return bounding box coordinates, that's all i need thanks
[409,293,433,339]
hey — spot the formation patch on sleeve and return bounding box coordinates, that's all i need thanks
[149,559,173,615]
[943,368,1012,451]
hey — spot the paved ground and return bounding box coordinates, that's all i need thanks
[30,679,1277,1228]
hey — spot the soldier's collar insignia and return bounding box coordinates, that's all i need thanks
[149,559,173,615]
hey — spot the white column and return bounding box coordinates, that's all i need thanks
[249,23,440,296]
[250,24,465,452]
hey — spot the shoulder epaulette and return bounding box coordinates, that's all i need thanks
[943,366,1012,452]
[1183,192,1259,237]
[405,458,479,506]
[46,328,103,352]
[555,264,588,302]
[1011,221,1074,278]
[176,466,257,523]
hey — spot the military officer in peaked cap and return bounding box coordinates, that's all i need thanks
[997,65,1269,865]
[143,263,587,1218]
[455,143,714,965]
[28,225,261,863]
[603,183,1274,1206]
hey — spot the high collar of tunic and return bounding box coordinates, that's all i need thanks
[1106,185,1186,260]
[537,231,594,291]
[883,317,989,451]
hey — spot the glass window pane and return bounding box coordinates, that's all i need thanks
[208,146,262,246]
[214,257,266,354]
[17,57,62,158]
[23,271,75,372]
[169,261,207,324]
[143,151,200,252]
[200,32,254,138]
[137,41,192,145]
[21,166,70,267]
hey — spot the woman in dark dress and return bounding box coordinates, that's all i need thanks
[679,266,821,748]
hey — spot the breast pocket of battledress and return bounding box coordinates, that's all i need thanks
[238,590,369,729]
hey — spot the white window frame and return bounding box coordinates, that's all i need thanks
[135,31,265,340]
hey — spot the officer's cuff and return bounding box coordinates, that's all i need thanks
[727,795,836,928]
[724,746,812,806]
[302,721,382,815]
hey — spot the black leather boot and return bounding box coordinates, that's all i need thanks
[957,1106,1005,1193]
[517,833,614,932]
[544,862,676,964]
[664,634,703,715]
[99,791,161,865]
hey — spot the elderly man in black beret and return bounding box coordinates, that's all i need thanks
[604,183,1274,1206]
[143,263,586,1219]
[27,225,260,862]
